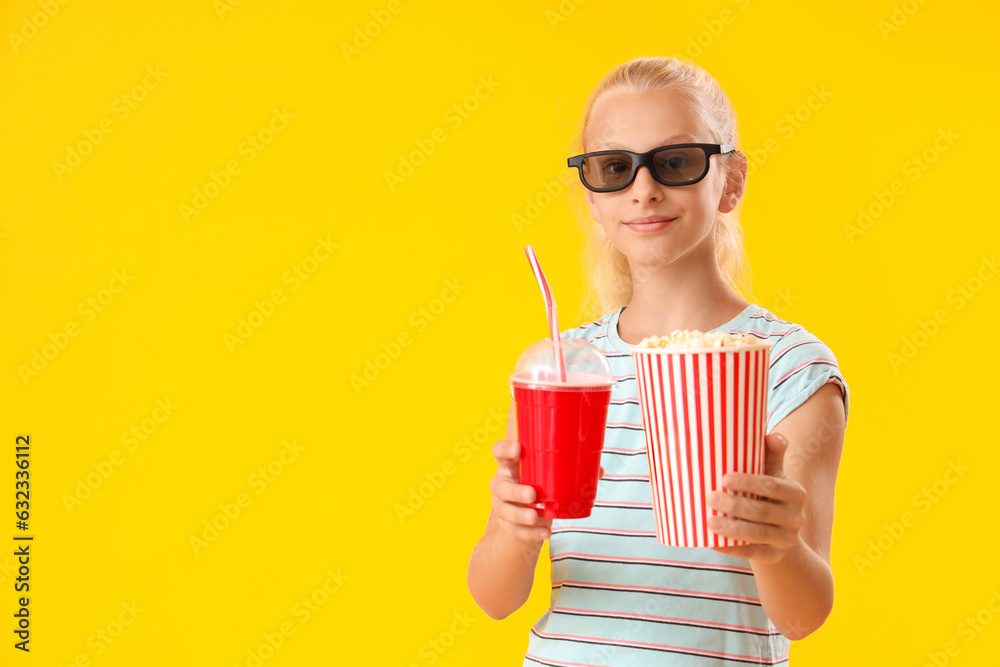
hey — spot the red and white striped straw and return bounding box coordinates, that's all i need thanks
[524,245,566,382]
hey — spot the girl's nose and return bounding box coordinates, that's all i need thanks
[629,165,663,202]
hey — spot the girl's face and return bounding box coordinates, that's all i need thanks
[583,87,744,273]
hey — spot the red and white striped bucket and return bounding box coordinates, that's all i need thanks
[631,343,771,548]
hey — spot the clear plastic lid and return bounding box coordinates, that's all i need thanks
[509,337,617,389]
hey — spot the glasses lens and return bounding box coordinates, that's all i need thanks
[652,146,707,184]
[581,153,633,190]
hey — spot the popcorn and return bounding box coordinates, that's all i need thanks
[636,329,767,349]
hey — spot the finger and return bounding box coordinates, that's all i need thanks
[492,477,536,505]
[598,465,605,480]
[707,490,802,528]
[720,473,802,504]
[502,520,551,543]
[763,432,789,478]
[496,498,544,527]
[711,543,785,564]
[491,440,521,480]
[707,491,773,525]
[710,544,756,559]
[492,439,520,463]
[708,514,796,548]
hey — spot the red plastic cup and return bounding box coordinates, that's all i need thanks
[631,341,771,547]
[512,380,612,518]
[509,338,616,519]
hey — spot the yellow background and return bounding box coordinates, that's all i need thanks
[2,0,998,665]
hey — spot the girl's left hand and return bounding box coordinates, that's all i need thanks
[705,433,807,564]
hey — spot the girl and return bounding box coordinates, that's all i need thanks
[468,56,849,666]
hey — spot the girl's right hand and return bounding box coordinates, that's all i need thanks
[489,439,553,544]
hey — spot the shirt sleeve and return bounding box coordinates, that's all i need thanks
[765,328,849,432]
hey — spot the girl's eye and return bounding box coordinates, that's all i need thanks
[605,160,630,174]
[658,156,687,171]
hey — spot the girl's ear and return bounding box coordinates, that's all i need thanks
[585,188,601,223]
[718,150,748,214]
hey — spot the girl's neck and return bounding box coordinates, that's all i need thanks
[616,251,750,345]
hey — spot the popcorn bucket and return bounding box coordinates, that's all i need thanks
[630,342,771,548]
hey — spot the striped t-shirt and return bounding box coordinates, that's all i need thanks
[523,304,850,667]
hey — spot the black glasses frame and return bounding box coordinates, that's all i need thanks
[567,143,736,192]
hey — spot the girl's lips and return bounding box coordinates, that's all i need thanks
[625,216,677,232]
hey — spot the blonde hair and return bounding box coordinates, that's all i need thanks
[571,56,753,319]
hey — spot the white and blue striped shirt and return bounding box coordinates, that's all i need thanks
[523,304,849,666]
